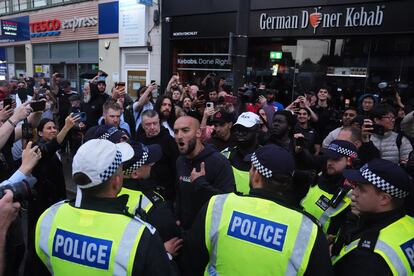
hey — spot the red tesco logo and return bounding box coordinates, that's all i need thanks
[30,19,61,33]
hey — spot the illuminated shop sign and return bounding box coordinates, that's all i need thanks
[176,53,231,72]
[0,20,18,36]
[259,5,384,34]
[30,16,98,37]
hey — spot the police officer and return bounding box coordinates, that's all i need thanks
[35,139,175,275]
[331,158,414,276]
[221,112,261,195]
[180,144,333,276]
[119,141,181,243]
[301,140,358,235]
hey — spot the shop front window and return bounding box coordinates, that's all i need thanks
[0,0,10,15]
[248,35,414,108]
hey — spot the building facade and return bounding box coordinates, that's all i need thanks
[0,0,161,98]
[161,0,414,106]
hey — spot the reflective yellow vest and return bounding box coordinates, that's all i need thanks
[332,215,414,275]
[118,187,154,216]
[204,193,318,276]
[300,184,351,233]
[221,148,250,195]
[35,200,148,276]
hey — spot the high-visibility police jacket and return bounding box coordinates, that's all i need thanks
[119,187,156,217]
[332,215,414,276]
[35,200,148,276]
[221,148,250,195]
[204,193,318,276]
[300,184,351,234]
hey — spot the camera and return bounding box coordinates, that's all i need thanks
[0,177,37,202]
[295,136,307,148]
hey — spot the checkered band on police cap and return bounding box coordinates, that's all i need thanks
[99,126,118,140]
[251,152,273,178]
[360,164,409,199]
[328,143,357,158]
[123,151,149,175]
[99,150,122,182]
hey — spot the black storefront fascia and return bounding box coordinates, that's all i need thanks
[161,0,414,106]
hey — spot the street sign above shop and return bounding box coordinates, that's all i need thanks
[250,1,414,37]
[29,1,99,43]
[176,53,231,72]
[0,17,30,43]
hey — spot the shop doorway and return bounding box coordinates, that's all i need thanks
[125,69,148,100]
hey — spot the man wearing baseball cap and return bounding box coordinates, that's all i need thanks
[301,140,358,235]
[35,139,175,275]
[221,112,261,195]
[205,109,234,152]
[119,141,181,244]
[332,158,414,275]
[181,144,333,275]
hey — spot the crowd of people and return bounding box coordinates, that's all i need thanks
[0,71,413,276]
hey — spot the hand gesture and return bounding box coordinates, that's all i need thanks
[0,190,21,233]
[293,133,305,139]
[12,101,32,122]
[203,107,215,118]
[164,237,184,257]
[258,95,267,106]
[190,162,206,182]
[64,113,81,130]
[20,141,42,175]
[0,105,14,122]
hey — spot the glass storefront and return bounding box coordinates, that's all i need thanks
[33,40,98,91]
[248,35,414,107]
[171,35,414,108]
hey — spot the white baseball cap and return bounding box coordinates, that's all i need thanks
[234,112,261,128]
[72,139,134,189]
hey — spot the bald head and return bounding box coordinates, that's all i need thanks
[174,116,203,158]
[174,116,200,131]
[337,126,362,149]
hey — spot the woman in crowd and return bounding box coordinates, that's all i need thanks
[256,107,269,133]
[294,107,321,156]
[25,113,80,274]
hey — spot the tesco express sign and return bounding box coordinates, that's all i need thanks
[30,16,98,37]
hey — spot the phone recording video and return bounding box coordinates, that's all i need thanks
[30,101,46,112]
[3,98,13,109]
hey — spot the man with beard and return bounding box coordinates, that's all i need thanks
[205,109,234,152]
[173,116,235,230]
[268,110,297,153]
[137,110,179,202]
[155,96,176,137]
[322,108,357,148]
[221,112,261,195]
[180,144,333,276]
[331,159,413,276]
[300,140,358,235]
